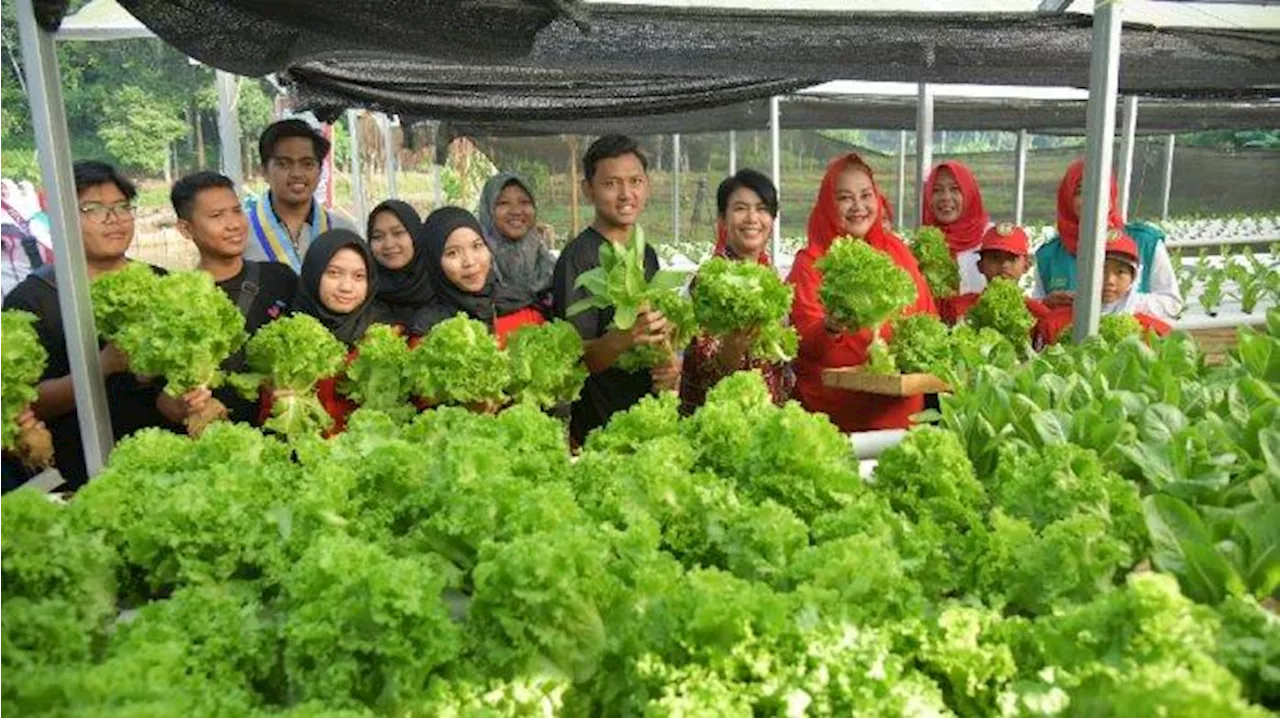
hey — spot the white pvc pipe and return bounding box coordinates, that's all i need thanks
[850,429,908,460]
[672,133,681,242]
[896,130,907,230]
[1161,134,1176,222]
[770,96,782,259]
[16,0,113,477]
[382,113,398,200]
[728,129,737,176]
[1117,96,1139,223]
[1172,313,1268,331]
[914,82,934,228]
[1166,236,1279,249]
[1014,129,1029,226]
[1072,0,1123,344]
[215,70,242,186]
[347,109,366,225]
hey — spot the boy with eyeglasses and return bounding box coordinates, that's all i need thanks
[242,119,357,271]
[2,161,196,491]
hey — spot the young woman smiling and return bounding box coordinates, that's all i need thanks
[411,206,546,345]
[367,199,434,332]
[265,229,388,435]
[681,169,794,411]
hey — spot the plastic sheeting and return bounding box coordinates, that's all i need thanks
[443,94,1280,137]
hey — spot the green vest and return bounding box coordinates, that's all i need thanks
[1035,221,1164,294]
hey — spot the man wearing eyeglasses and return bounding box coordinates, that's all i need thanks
[2,161,195,492]
[242,119,358,271]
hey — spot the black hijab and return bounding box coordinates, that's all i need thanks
[293,229,384,346]
[411,206,534,335]
[368,200,433,321]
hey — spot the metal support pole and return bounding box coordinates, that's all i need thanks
[1117,95,1139,222]
[672,133,681,242]
[769,96,781,259]
[16,0,112,477]
[1014,129,1029,226]
[1161,134,1176,221]
[346,109,366,226]
[382,114,398,200]
[896,130,907,230]
[432,122,444,209]
[1072,0,1123,344]
[728,130,737,176]
[914,82,934,229]
[215,71,242,186]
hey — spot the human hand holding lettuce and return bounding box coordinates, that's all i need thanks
[90,267,246,436]
[816,237,918,375]
[691,257,797,364]
[566,226,693,385]
[227,314,347,441]
[2,310,54,469]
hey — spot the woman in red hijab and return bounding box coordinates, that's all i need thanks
[682,169,793,412]
[787,154,936,433]
[922,161,991,294]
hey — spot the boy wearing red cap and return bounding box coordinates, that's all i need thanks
[1034,230,1171,346]
[938,222,1048,325]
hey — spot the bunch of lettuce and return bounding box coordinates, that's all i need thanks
[616,290,698,372]
[817,237,917,374]
[1,310,53,469]
[911,225,961,299]
[106,271,247,435]
[888,312,952,375]
[1099,314,1144,344]
[229,313,347,440]
[340,324,415,421]
[69,422,301,600]
[409,313,509,409]
[566,225,690,371]
[505,320,587,409]
[817,238,917,332]
[691,257,798,362]
[966,277,1035,356]
[281,532,461,711]
[89,261,158,337]
[1,489,117,685]
[944,323,1020,385]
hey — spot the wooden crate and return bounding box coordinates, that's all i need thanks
[822,367,951,396]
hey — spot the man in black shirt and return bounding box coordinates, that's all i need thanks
[171,171,298,424]
[2,161,190,491]
[552,135,680,445]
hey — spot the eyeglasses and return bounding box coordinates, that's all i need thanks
[79,202,135,223]
[270,157,320,173]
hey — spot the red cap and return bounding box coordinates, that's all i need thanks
[979,222,1029,256]
[1105,230,1139,269]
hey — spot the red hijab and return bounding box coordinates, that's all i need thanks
[879,193,894,225]
[921,161,989,256]
[806,153,900,256]
[712,220,771,266]
[1057,158,1124,256]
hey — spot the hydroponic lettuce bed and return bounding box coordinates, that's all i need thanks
[3,311,1278,716]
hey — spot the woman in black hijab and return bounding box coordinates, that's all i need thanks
[367,199,434,328]
[412,206,546,344]
[293,228,386,345]
[274,229,388,435]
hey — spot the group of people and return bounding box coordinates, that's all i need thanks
[2,119,1183,491]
